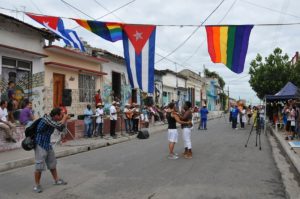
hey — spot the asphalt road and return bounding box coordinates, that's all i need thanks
[0,117,286,199]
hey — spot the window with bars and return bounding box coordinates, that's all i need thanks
[78,74,95,102]
[1,57,32,100]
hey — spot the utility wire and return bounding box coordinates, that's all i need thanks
[155,0,226,64]
[94,0,124,22]
[180,0,238,66]
[60,0,94,19]
[30,0,43,14]
[2,5,300,27]
[241,0,300,19]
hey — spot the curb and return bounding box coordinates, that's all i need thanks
[269,125,300,176]
[0,113,223,173]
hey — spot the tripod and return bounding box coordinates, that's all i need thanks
[219,111,227,123]
[53,123,76,147]
[245,113,262,150]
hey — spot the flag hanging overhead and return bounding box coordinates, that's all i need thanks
[26,13,85,51]
[122,24,156,93]
[74,19,122,42]
[205,25,253,74]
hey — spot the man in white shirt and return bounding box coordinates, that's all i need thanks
[95,103,104,138]
[110,101,118,138]
[0,100,16,143]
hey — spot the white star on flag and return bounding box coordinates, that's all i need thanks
[133,31,143,41]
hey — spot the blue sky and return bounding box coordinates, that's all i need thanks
[1,0,300,105]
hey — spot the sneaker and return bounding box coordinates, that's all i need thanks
[53,179,67,185]
[168,154,179,160]
[33,185,43,193]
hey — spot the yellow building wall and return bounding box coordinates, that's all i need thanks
[43,50,102,90]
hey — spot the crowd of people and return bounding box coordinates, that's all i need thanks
[229,104,265,130]
[267,99,300,141]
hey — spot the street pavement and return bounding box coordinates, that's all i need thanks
[0,116,291,199]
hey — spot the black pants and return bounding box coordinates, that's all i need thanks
[110,120,116,136]
[232,117,237,128]
[133,119,139,132]
[240,117,244,128]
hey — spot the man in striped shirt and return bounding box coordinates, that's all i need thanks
[33,108,69,193]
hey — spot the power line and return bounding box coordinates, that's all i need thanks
[180,0,238,66]
[241,0,300,19]
[88,1,203,73]
[2,5,300,27]
[60,0,94,19]
[94,0,124,22]
[155,0,226,64]
[30,0,43,14]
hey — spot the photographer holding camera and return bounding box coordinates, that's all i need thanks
[33,107,70,193]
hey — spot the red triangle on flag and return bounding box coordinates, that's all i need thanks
[26,13,59,30]
[122,24,155,55]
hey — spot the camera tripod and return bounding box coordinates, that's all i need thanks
[219,111,227,123]
[53,123,77,147]
[245,113,262,150]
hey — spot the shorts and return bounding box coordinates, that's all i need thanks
[168,129,178,143]
[34,145,57,171]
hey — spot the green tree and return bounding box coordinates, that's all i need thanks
[204,68,225,89]
[249,48,294,99]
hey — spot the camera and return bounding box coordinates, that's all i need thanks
[68,114,75,117]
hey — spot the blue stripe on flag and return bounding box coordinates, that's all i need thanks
[123,35,134,88]
[135,52,142,91]
[147,28,156,93]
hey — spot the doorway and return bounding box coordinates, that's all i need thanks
[112,71,121,100]
[53,73,65,108]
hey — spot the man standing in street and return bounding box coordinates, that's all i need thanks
[33,107,69,193]
[181,101,193,159]
[198,105,209,130]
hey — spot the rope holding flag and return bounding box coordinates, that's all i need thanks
[205,25,253,74]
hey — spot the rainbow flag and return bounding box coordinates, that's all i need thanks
[74,19,122,42]
[205,25,253,74]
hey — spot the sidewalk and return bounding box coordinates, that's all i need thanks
[0,111,223,173]
[269,124,300,175]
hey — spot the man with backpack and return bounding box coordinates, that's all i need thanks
[33,107,69,193]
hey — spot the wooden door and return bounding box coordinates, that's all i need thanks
[53,73,65,108]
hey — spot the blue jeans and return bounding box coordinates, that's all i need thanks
[96,123,103,136]
[124,119,132,133]
[200,118,207,129]
[84,122,93,137]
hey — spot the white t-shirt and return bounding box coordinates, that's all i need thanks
[0,107,8,123]
[95,108,104,123]
[110,105,117,120]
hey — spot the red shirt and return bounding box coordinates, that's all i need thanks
[95,94,102,106]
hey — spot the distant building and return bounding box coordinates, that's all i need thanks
[291,51,299,65]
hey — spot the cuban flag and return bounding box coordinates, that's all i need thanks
[122,24,156,94]
[26,13,85,52]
